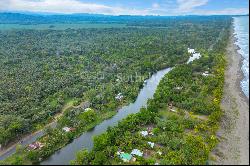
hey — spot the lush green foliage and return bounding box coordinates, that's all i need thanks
[70,17,230,165]
[0,14,231,165]
[0,15,230,146]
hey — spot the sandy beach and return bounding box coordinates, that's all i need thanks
[212,28,249,165]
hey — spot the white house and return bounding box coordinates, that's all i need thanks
[140,131,148,137]
[84,108,93,112]
[148,142,155,148]
[115,93,124,101]
[187,52,201,64]
[188,48,195,54]
[202,71,210,77]
[131,149,143,157]
[62,127,71,132]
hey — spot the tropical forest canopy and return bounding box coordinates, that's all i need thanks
[0,13,231,148]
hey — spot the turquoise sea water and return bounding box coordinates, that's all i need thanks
[233,16,249,98]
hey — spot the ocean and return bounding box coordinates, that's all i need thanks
[233,16,249,99]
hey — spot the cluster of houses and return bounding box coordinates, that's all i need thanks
[117,149,143,162]
[115,93,124,101]
[117,127,158,163]
[27,126,76,152]
[188,48,212,77]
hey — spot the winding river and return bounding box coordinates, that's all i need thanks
[0,67,172,163]
[0,51,200,164]
[41,67,172,165]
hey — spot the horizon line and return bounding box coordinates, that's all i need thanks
[0,11,249,17]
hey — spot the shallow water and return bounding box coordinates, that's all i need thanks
[233,16,249,98]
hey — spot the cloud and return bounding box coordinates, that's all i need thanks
[0,0,248,16]
[0,0,157,15]
[152,3,160,9]
[194,8,249,15]
[177,0,209,12]
[1,0,118,14]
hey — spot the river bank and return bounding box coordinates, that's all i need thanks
[0,66,173,165]
[0,101,75,160]
[212,28,249,164]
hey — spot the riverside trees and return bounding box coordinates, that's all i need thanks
[70,16,231,165]
[0,15,231,148]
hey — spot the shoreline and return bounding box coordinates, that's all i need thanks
[232,34,249,105]
[211,26,249,164]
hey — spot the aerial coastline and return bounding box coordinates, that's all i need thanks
[0,3,249,164]
[213,24,249,165]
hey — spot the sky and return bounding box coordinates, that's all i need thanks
[0,0,249,16]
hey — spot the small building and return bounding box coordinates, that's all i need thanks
[28,141,44,151]
[148,142,155,148]
[202,71,210,77]
[131,149,143,157]
[140,131,148,137]
[120,153,132,162]
[84,108,93,112]
[157,151,162,156]
[187,52,201,64]
[62,127,75,132]
[174,86,183,90]
[188,48,195,54]
[115,93,124,101]
[193,53,201,59]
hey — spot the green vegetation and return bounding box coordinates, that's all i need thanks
[0,14,231,165]
[0,27,188,146]
[0,23,127,31]
[70,18,230,165]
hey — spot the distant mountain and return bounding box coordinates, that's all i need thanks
[0,12,112,24]
[0,12,235,24]
[0,12,168,24]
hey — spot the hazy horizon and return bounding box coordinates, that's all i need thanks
[0,0,249,16]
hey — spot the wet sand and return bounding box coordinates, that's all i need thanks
[212,28,249,165]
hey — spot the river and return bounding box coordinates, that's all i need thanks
[0,67,172,162]
[0,50,200,164]
[41,50,201,165]
[41,67,172,165]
